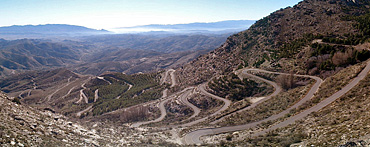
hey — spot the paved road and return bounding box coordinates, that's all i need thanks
[179,89,201,121]
[210,69,282,124]
[253,60,370,137]
[131,96,173,127]
[131,87,195,127]
[131,69,192,127]
[184,69,323,145]
[180,84,232,127]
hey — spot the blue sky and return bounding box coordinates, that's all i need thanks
[0,0,302,29]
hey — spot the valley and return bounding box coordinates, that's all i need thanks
[1,0,370,146]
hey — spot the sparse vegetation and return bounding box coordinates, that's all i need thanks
[90,72,164,115]
[275,73,295,90]
[218,81,312,126]
[208,73,269,101]
[236,62,370,147]
[119,106,150,122]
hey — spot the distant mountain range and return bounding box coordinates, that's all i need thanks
[112,20,256,34]
[0,24,110,38]
[0,20,255,39]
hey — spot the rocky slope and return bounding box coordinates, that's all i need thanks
[177,0,369,87]
[1,0,370,146]
[0,92,102,146]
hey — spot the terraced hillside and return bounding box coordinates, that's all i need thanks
[1,0,370,146]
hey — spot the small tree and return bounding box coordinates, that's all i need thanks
[276,73,295,90]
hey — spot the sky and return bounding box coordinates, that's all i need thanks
[0,0,302,30]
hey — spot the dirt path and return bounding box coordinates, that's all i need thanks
[169,69,176,88]
[76,105,93,117]
[97,76,111,85]
[62,86,76,99]
[94,89,99,102]
[46,76,73,103]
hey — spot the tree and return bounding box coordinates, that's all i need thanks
[275,73,295,90]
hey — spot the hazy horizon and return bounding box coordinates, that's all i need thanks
[1,0,302,30]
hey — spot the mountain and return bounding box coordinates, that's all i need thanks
[113,20,256,34]
[74,48,210,75]
[0,33,228,77]
[174,0,370,146]
[177,0,370,87]
[0,24,110,38]
[1,0,370,146]
[0,39,85,77]
[81,34,228,53]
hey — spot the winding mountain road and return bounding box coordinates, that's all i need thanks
[180,84,231,127]
[179,89,200,121]
[252,60,370,137]
[184,68,324,145]
[210,69,282,124]
[131,69,179,127]
[76,83,88,104]
[131,97,172,127]
[131,87,194,127]
[46,76,74,103]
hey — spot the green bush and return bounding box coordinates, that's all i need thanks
[12,97,21,104]
[208,73,267,101]
[90,72,163,115]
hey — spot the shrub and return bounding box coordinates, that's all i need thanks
[12,97,21,104]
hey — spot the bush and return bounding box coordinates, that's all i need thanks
[275,73,295,90]
[208,73,267,101]
[12,97,21,104]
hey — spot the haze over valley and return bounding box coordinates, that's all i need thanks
[1,0,370,146]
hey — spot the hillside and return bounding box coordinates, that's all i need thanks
[1,0,370,146]
[0,39,83,77]
[81,34,228,53]
[0,33,229,77]
[177,0,370,87]
[175,0,370,146]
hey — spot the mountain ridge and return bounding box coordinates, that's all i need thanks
[1,0,370,146]
[0,24,110,38]
[113,20,256,34]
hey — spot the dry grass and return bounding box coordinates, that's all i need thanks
[217,82,313,126]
